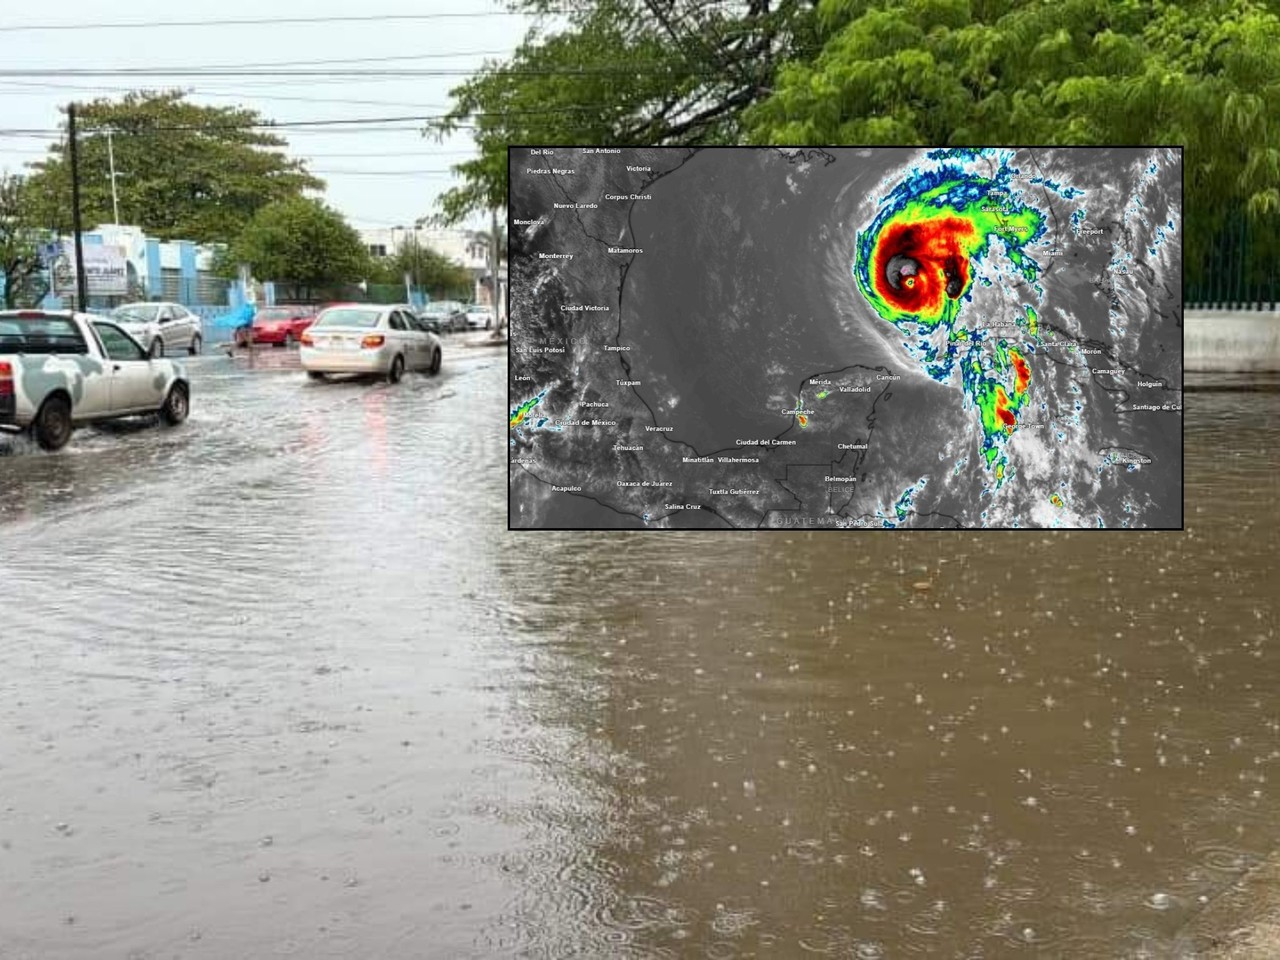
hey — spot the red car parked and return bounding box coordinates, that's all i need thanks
[250,304,319,347]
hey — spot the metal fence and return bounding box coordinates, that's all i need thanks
[259,281,465,307]
[1186,210,1280,308]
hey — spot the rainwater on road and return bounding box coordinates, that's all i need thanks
[0,349,1276,958]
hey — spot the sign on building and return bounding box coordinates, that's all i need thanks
[53,242,129,296]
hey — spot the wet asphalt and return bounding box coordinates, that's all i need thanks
[1,340,523,959]
[0,348,1277,958]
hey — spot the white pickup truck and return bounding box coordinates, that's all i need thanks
[0,309,190,451]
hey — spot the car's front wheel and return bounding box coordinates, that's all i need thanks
[428,349,441,375]
[159,382,189,425]
[285,332,297,349]
[32,394,73,451]
[188,334,202,356]
[150,337,165,359]
[386,355,405,384]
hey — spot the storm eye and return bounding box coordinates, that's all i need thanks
[885,254,920,291]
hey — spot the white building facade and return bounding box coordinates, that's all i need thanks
[359,225,504,311]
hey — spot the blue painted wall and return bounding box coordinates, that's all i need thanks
[178,241,196,302]
[145,239,162,298]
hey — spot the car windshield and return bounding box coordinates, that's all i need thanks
[312,308,381,329]
[111,304,159,323]
[257,307,308,321]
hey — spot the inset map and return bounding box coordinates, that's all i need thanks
[508,146,1182,529]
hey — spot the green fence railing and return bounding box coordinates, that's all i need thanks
[1187,210,1280,307]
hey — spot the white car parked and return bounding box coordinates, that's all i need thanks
[464,304,495,330]
[299,304,442,382]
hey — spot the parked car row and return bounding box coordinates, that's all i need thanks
[233,300,492,346]
[417,300,468,333]
[92,300,494,355]
[0,299,449,451]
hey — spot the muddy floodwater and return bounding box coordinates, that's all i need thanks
[1,352,1276,958]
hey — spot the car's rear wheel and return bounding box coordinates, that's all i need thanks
[150,337,165,359]
[428,349,441,375]
[188,334,202,356]
[285,332,296,349]
[387,355,405,384]
[159,382,189,425]
[32,394,73,451]
[306,370,325,381]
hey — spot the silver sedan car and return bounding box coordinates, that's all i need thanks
[299,304,442,382]
[108,302,204,357]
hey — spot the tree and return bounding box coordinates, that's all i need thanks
[0,174,50,308]
[230,197,371,301]
[428,0,818,222]
[25,91,323,244]
[743,0,1280,293]
[370,234,473,299]
[435,0,1280,297]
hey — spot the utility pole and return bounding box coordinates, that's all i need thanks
[106,128,120,225]
[489,205,502,337]
[67,103,88,311]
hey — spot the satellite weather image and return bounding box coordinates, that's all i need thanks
[509,146,1182,529]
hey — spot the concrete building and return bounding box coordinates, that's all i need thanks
[359,225,489,271]
[45,223,228,314]
[359,224,503,310]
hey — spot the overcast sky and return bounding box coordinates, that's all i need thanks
[0,0,540,232]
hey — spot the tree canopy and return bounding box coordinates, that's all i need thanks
[744,0,1280,281]
[26,91,323,244]
[369,234,473,299]
[229,197,370,300]
[0,174,49,309]
[434,0,1280,292]
[428,0,815,221]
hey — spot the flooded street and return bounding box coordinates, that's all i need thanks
[1,354,1276,957]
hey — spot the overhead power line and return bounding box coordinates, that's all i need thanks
[0,11,562,33]
[0,80,459,110]
[0,145,481,159]
[297,150,480,159]
[0,82,618,115]
[0,105,617,137]
[0,51,507,77]
[310,169,459,176]
[0,66,698,78]
[182,50,511,69]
